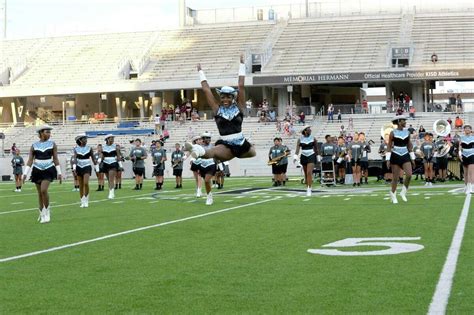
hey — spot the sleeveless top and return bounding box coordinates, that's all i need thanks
[75,145,93,168]
[32,140,55,170]
[299,135,315,157]
[392,129,409,156]
[215,104,245,145]
[460,135,474,157]
[102,144,118,164]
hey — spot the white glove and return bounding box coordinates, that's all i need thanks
[118,161,123,168]
[409,152,416,160]
[97,158,102,164]
[95,164,100,172]
[317,155,322,162]
[72,164,76,171]
[385,152,391,161]
[293,154,298,162]
[337,157,343,163]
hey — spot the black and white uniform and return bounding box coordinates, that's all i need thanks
[200,144,216,178]
[102,144,119,172]
[299,135,316,165]
[214,104,251,157]
[460,135,474,166]
[171,150,184,177]
[30,140,57,184]
[190,158,201,172]
[11,155,24,175]
[420,142,436,163]
[390,129,411,166]
[74,145,93,176]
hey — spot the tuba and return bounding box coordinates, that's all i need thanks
[380,122,395,139]
[433,119,451,137]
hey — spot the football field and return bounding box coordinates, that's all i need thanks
[0,177,472,313]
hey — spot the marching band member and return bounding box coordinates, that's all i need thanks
[72,134,98,207]
[320,135,337,183]
[348,134,363,186]
[420,133,436,186]
[359,133,371,184]
[379,135,392,183]
[186,54,256,161]
[23,125,62,223]
[171,143,185,189]
[189,136,203,197]
[129,138,147,190]
[151,140,167,190]
[269,137,289,187]
[436,136,449,182]
[459,124,474,193]
[11,148,24,192]
[336,136,348,184]
[294,126,318,196]
[386,115,414,203]
[101,134,122,199]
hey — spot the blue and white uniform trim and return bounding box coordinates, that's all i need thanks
[75,145,92,168]
[32,140,55,170]
[461,135,474,157]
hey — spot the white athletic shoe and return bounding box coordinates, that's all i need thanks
[196,188,202,198]
[108,189,115,200]
[424,182,429,186]
[44,207,51,223]
[185,142,205,158]
[18,189,21,192]
[84,195,89,208]
[400,186,408,202]
[206,193,213,205]
[306,187,312,197]
[80,196,85,208]
[38,209,43,222]
[390,191,398,204]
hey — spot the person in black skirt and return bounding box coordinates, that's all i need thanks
[11,148,24,192]
[100,134,122,199]
[72,134,98,207]
[23,125,62,223]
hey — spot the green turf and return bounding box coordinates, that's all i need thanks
[0,177,471,313]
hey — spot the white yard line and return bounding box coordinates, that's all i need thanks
[427,194,472,315]
[0,198,278,263]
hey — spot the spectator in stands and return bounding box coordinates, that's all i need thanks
[154,114,161,135]
[327,104,334,122]
[348,117,354,130]
[11,143,17,155]
[353,100,360,114]
[455,116,463,130]
[339,125,346,138]
[245,98,253,117]
[299,111,305,125]
[456,94,463,113]
[337,109,342,122]
[185,99,192,120]
[362,99,368,114]
[409,105,416,119]
[404,93,411,111]
[268,109,276,122]
[174,105,180,121]
[447,117,452,126]
[418,125,426,139]
[387,98,393,113]
[396,105,404,116]
[448,94,456,112]
[191,108,200,121]
[259,110,268,124]
[408,124,415,135]
[262,99,269,112]
[398,92,404,107]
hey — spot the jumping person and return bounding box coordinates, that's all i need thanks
[100,134,122,199]
[459,124,474,193]
[151,140,167,190]
[130,138,147,190]
[185,54,256,161]
[72,134,98,207]
[386,115,415,203]
[11,148,24,192]
[199,132,217,205]
[23,125,62,223]
[294,126,318,196]
[420,133,436,186]
[94,144,105,191]
[171,143,184,189]
[189,136,203,197]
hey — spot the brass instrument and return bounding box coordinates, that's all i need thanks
[433,119,452,137]
[267,151,290,165]
[438,142,452,157]
[172,160,182,168]
[381,122,395,138]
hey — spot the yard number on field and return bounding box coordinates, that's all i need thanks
[308,237,424,256]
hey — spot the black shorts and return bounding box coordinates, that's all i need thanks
[133,167,145,176]
[102,162,119,173]
[381,159,390,174]
[300,154,316,166]
[153,166,164,177]
[76,166,92,177]
[215,139,252,158]
[173,169,183,177]
[359,160,369,170]
[200,164,216,178]
[190,163,200,172]
[321,161,333,171]
[13,166,23,176]
[350,159,360,167]
[437,156,448,169]
[272,164,286,175]
[390,153,412,167]
[423,157,434,164]
[462,155,474,166]
[30,166,57,184]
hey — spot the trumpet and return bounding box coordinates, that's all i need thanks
[267,151,290,165]
[172,160,182,168]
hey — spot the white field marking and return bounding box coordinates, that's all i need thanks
[370,194,378,197]
[0,198,278,263]
[135,197,155,200]
[344,198,351,201]
[424,197,431,200]
[411,193,420,196]
[263,196,272,198]
[383,197,390,200]
[251,196,259,199]
[11,202,24,205]
[428,194,472,315]
[0,192,153,216]
[112,201,124,204]
[187,200,197,203]
[303,199,310,202]
[148,201,159,204]
[321,195,330,198]
[448,188,464,194]
[234,196,245,199]
[224,200,233,203]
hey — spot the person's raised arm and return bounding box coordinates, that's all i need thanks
[197,63,219,113]
[237,54,246,112]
